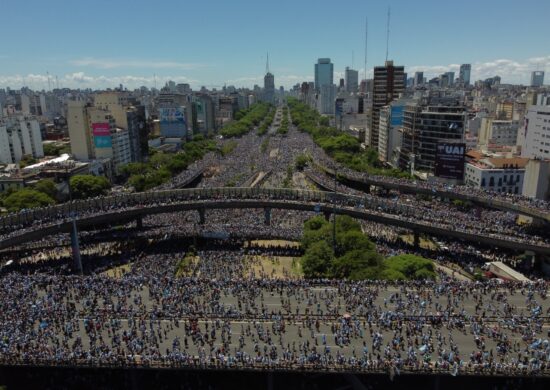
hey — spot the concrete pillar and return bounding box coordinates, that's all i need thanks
[70,218,82,274]
[413,230,420,248]
[267,372,274,390]
[198,208,205,225]
[433,375,440,390]
[264,207,271,225]
[135,216,143,229]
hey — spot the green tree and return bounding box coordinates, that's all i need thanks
[119,162,149,176]
[33,179,58,199]
[337,230,375,254]
[294,154,309,171]
[301,241,334,278]
[43,143,62,156]
[384,254,436,280]
[332,249,383,279]
[2,188,55,211]
[19,155,37,168]
[70,175,111,199]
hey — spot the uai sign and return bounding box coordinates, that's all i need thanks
[435,142,465,180]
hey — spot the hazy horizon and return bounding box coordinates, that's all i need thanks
[1,0,549,90]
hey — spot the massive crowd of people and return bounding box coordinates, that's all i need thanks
[1,249,549,376]
[0,108,549,377]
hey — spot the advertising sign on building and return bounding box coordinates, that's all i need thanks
[92,123,110,136]
[390,105,404,126]
[94,136,112,148]
[92,122,112,148]
[435,142,465,180]
[159,106,187,138]
[159,107,186,125]
[335,98,344,117]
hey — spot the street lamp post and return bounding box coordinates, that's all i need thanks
[332,168,337,254]
[66,167,82,274]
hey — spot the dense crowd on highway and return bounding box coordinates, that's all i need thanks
[0,107,549,377]
[1,248,549,375]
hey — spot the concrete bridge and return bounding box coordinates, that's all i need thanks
[1,187,549,255]
[315,164,550,223]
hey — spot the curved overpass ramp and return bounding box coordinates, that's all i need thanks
[316,165,550,223]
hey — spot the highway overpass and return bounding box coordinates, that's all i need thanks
[315,164,550,223]
[1,187,549,255]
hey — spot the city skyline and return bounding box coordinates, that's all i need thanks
[1,0,549,90]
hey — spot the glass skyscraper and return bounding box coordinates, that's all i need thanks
[314,58,333,91]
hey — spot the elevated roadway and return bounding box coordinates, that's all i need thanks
[316,164,550,223]
[1,187,549,255]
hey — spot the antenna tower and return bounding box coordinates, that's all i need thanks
[364,17,368,81]
[385,7,391,62]
[266,52,270,74]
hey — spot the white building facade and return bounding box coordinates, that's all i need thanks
[478,119,519,147]
[0,116,44,164]
[521,105,550,159]
[464,159,526,195]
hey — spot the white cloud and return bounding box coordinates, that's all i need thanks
[1,55,548,90]
[407,55,550,84]
[71,57,207,70]
[0,72,197,90]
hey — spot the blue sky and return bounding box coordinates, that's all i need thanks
[0,0,549,89]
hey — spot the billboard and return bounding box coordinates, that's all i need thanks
[159,106,187,138]
[335,98,344,117]
[159,107,186,125]
[92,123,112,148]
[435,142,465,180]
[92,123,110,136]
[94,136,112,148]
[390,105,404,126]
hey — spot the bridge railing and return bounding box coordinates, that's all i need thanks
[0,186,462,233]
[2,187,549,252]
[316,163,550,221]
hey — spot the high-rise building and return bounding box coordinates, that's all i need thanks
[318,84,336,115]
[478,119,519,147]
[94,92,147,162]
[0,116,44,164]
[521,104,550,159]
[459,64,471,86]
[345,67,359,93]
[445,72,455,86]
[531,71,545,87]
[522,159,550,201]
[67,100,133,173]
[414,72,424,86]
[378,97,410,163]
[156,92,195,138]
[193,94,215,135]
[314,58,333,91]
[263,72,275,104]
[370,60,405,149]
[399,97,466,172]
[68,100,94,161]
[176,83,191,94]
[440,73,452,88]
